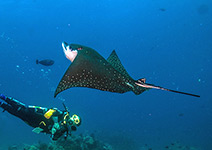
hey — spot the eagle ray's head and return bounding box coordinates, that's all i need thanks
[62,42,78,62]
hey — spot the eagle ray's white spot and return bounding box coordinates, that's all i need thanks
[126,82,134,89]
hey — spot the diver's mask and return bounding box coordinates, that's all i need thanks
[63,112,81,126]
[70,114,81,126]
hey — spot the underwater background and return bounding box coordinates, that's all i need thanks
[0,0,211,150]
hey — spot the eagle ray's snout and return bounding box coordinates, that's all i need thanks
[62,42,78,63]
[62,42,70,51]
[62,41,69,48]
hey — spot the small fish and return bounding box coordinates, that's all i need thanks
[197,4,209,15]
[36,59,54,66]
[54,42,200,98]
[159,8,166,11]
[178,113,184,117]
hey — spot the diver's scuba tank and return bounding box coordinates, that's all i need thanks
[52,124,68,140]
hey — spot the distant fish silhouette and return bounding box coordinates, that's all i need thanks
[197,4,209,15]
[36,59,54,66]
[178,113,184,117]
[165,146,169,149]
[54,42,200,98]
[159,8,166,11]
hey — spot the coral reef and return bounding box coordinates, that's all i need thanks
[140,142,200,150]
[7,135,201,150]
[8,145,18,150]
[22,134,112,150]
[162,142,200,150]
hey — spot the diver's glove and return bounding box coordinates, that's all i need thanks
[0,94,6,100]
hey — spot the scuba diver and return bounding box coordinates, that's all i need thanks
[0,93,81,140]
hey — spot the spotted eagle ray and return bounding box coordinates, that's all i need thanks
[54,42,200,98]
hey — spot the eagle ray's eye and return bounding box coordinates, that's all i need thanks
[77,47,83,50]
[67,45,72,50]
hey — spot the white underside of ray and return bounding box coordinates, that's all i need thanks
[62,42,78,62]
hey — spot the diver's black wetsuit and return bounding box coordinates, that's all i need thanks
[0,96,73,140]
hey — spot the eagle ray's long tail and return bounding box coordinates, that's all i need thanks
[135,82,200,97]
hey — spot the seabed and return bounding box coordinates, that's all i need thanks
[4,134,201,150]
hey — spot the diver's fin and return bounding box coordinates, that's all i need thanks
[107,50,131,78]
[32,127,43,134]
[0,102,6,112]
[135,82,200,97]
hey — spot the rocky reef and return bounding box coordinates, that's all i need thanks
[7,135,202,150]
[140,142,201,150]
[9,134,112,150]
[162,142,200,150]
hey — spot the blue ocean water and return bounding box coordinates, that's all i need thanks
[0,0,211,149]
